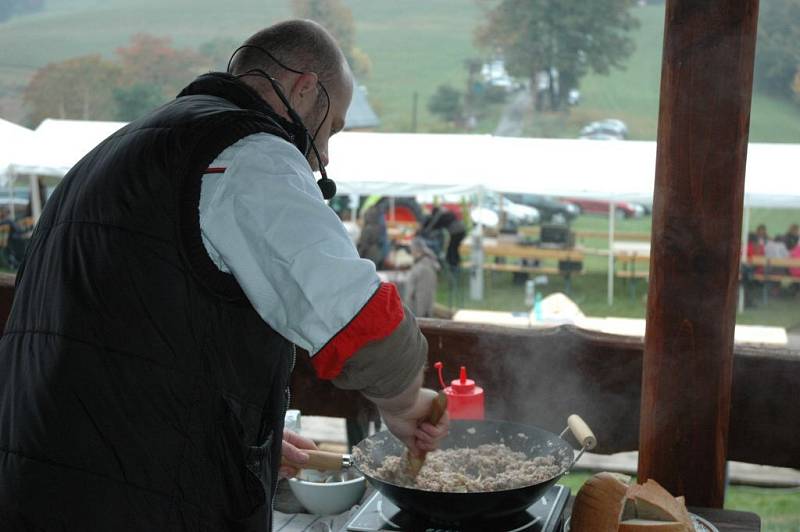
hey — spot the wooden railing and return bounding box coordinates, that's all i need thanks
[1,275,797,473]
[289,316,800,471]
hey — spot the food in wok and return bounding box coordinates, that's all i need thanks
[356,442,564,493]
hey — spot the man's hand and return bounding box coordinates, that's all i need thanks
[377,387,450,457]
[279,429,318,479]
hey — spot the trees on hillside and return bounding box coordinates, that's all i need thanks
[115,34,207,97]
[23,33,211,124]
[428,85,464,124]
[290,0,371,78]
[24,55,121,125]
[199,37,240,71]
[754,0,800,100]
[475,0,639,111]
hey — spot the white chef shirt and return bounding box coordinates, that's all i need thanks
[198,132,381,355]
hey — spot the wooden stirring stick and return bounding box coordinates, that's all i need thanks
[407,391,448,477]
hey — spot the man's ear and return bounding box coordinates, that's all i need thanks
[288,71,319,118]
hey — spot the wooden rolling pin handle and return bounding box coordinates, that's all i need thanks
[282,450,350,472]
[567,414,597,450]
[408,391,449,476]
[428,390,449,425]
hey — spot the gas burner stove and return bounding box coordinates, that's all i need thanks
[345,484,570,532]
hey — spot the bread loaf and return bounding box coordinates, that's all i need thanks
[570,472,632,532]
[569,473,693,532]
[626,479,693,530]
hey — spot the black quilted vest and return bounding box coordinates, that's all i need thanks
[0,73,304,532]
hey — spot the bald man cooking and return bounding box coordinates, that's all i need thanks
[0,20,447,532]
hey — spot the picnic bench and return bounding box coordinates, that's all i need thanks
[613,242,651,299]
[743,256,800,304]
[460,238,584,292]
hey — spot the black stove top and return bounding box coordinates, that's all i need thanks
[345,484,570,532]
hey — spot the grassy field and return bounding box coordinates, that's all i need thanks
[438,208,800,329]
[2,2,799,139]
[558,473,800,532]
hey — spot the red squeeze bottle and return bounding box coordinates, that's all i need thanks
[434,361,485,420]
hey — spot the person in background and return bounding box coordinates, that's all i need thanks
[357,201,389,268]
[764,235,790,291]
[785,223,799,250]
[764,234,789,260]
[420,205,466,270]
[790,240,800,279]
[404,237,440,318]
[747,230,765,260]
[0,207,26,268]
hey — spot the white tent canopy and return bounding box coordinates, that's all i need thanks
[327,132,800,208]
[10,118,126,178]
[327,132,489,197]
[6,123,799,209]
[0,118,34,186]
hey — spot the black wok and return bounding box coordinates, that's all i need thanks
[301,415,596,525]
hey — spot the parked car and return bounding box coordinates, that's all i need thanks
[481,59,523,92]
[419,193,541,233]
[562,197,644,219]
[579,118,629,140]
[504,193,579,223]
[479,192,541,232]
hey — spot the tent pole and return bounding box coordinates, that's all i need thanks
[350,194,358,222]
[738,205,750,314]
[8,174,15,220]
[29,174,42,222]
[607,201,615,306]
[470,188,484,301]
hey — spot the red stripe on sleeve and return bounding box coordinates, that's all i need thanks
[311,282,405,380]
[205,167,227,174]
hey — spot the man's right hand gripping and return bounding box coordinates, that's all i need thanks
[368,371,450,457]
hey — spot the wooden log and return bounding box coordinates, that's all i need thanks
[640,0,760,508]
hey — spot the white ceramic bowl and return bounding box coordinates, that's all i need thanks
[288,470,366,515]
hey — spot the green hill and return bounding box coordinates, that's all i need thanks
[0,1,798,141]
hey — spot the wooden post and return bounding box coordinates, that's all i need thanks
[639,0,759,508]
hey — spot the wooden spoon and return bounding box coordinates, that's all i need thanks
[407,390,448,477]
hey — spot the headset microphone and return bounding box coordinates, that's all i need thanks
[316,172,337,200]
[228,45,337,200]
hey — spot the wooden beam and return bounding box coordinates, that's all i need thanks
[639,0,759,508]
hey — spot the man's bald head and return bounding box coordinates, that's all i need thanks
[229,19,350,90]
[228,20,354,172]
